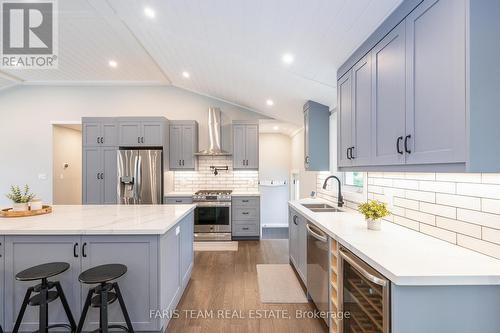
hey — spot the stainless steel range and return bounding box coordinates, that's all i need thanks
[193,190,232,241]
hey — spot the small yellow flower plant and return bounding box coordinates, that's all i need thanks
[358,200,390,221]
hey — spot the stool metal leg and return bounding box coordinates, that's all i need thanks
[100,286,108,333]
[13,287,34,333]
[113,283,134,333]
[76,288,93,333]
[39,281,49,333]
[54,281,77,332]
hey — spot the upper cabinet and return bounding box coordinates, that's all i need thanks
[337,0,497,172]
[117,117,166,147]
[304,101,330,171]
[169,121,198,170]
[233,122,259,170]
[82,118,117,147]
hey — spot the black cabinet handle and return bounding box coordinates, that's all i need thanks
[82,243,87,257]
[73,243,79,258]
[242,227,249,230]
[96,173,100,180]
[100,173,104,179]
[242,212,249,215]
[293,215,298,225]
[97,137,100,144]
[101,137,104,144]
[182,160,185,166]
[138,137,141,144]
[175,200,182,203]
[141,137,144,143]
[179,160,182,166]
[242,200,249,203]
[404,135,412,154]
[350,146,355,159]
[396,136,404,154]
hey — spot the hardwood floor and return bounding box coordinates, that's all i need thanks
[166,240,327,333]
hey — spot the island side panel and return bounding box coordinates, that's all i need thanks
[391,284,500,333]
[80,235,159,332]
[158,211,194,331]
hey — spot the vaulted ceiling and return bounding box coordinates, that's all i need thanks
[0,0,403,124]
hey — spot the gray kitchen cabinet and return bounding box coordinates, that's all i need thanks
[352,54,372,166]
[0,236,4,330]
[336,0,498,172]
[337,73,353,168]
[232,122,259,170]
[180,212,194,289]
[3,236,82,332]
[304,101,330,171]
[370,22,407,166]
[232,196,260,239]
[404,0,466,165]
[169,121,198,170]
[159,225,181,319]
[80,235,158,332]
[118,118,166,147]
[82,118,117,147]
[288,208,306,284]
[83,146,117,205]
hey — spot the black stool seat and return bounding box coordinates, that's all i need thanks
[16,262,69,281]
[29,291,59,306]
[78,264,127,284]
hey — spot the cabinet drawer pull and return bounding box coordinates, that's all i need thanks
[396,136,404,154]
[73,243,79,258]
[175,200,182,203]
[242,212,249,215]
[242,227,249,230]
[82,242,87,257]
[242,200,249,203]
[404,135,412,154]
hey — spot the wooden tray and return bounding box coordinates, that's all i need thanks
[0,205,52,218]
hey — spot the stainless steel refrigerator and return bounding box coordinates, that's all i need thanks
[117,149,163,204]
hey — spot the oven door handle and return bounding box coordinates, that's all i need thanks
[339,248,388,287]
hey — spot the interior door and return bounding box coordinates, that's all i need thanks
[352,55,373,166]
[169,125,183,169]
[181,125,195,169]
[371,22,407,166]
[337,71,353,167]
[83,147,101,204]
[405,0,466,165]
[245,124,259,169]
[233,125,246,169]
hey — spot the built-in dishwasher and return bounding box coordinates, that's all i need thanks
[306,222,330,326]
[339,246,390,333]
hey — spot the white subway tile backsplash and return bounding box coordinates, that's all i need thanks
[419,202,457,219]
[435,216,482,238]
[319,172,500,259]
[457,209,500,230]
[435,193,481,210]
[420,224,457,244]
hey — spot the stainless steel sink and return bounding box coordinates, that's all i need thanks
[302,203,343,213]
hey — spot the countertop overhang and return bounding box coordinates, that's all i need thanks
[0,204,196,235]
[290,198,500,286]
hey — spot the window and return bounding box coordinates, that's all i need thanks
[344,172,364,188]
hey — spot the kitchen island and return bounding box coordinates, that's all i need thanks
[0,204,196,333]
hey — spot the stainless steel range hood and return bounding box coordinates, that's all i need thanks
[195,107,232,156]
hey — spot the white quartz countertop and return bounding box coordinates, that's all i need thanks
[0,204,196,235]
[290,198,500,286]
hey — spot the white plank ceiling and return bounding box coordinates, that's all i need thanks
[0,0,403,124]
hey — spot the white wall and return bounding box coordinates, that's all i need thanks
[259,133,291,227]
[290,128,317,198]
[0,85,266,206]
[52,125,82,204]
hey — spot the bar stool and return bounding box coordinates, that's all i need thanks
[76,264,134,333]
[13,262,76,333]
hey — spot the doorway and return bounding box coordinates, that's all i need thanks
[52,124,82,204]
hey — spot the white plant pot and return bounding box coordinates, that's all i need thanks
[366,218,382,231]
[30,200,43,211]
[12,202,29,212]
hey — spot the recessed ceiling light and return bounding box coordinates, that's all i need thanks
[144,7,156,18]
[282,53,294,65]
[182,71,190,78]
[266,99,274,106]
[273,125,279,131]
[108,60,118,68]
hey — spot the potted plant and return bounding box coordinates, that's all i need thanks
[6,185,35,212]
[358,200,390,230]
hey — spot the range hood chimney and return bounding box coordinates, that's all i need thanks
[195,107,231,156]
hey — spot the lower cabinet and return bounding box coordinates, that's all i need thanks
[289,208,307,284]
[232,196,260,239]
[3,236,82,332]
[1,213,194,333]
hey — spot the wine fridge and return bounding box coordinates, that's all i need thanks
[339,247,390,333]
